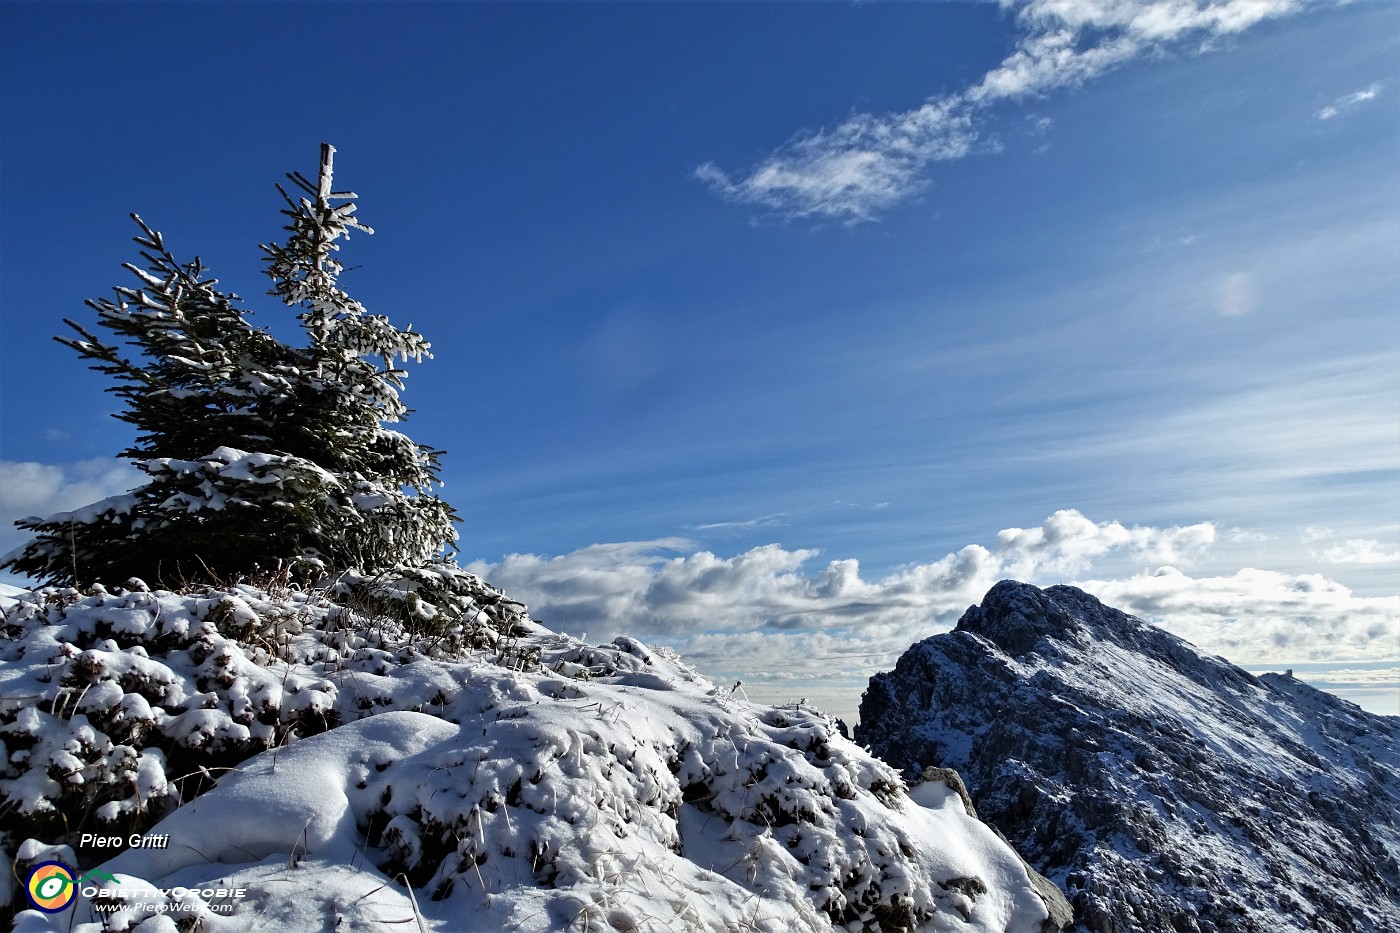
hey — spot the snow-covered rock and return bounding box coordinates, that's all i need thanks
[855,580,1400,933]
[2,582,1062,931]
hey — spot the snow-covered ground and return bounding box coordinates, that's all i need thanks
[2,580,1059,931]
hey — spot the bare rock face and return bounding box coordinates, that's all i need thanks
[856,580,1400,933]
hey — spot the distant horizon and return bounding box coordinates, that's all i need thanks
[4,566,1392,719]
[2,2,1395,720]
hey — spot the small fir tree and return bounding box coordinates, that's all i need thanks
[2,145,457,586]
[258,144,457,570]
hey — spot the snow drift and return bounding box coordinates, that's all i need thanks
[2,580,1061,932]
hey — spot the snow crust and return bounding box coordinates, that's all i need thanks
[2,582,1054,931]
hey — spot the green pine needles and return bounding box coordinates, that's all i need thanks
[3,144,459,587]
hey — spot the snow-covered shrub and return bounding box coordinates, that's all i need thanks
[2,144,455,588]
[332,561,531,640]
[0,572,518,905]
[4,583,1058,933]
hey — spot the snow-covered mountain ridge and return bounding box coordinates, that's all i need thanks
[855,580,1400,933]
[1,580,1064,932]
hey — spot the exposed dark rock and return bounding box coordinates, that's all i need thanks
[856,580,1400,933]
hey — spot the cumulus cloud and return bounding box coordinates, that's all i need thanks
[470,537,970,638]
[469,509,1395,715]
[472,509,1217,639]
[1314,82,1383,120]
[0,458,140,519]
[994,509,1216,577]
[700,0,1313,221]
[1082,566,1398,663]
[1298,527,1400,565]
[1320,538,1400,566]
[0,459,141,560]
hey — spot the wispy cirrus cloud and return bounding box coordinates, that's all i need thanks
[699,0,1314,222]
[692,513,789,533]
[695,98,981,223]
[1315,82,1384,120]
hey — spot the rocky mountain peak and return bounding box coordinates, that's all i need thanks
[857,580,1400,933]
[953,580,1093,657]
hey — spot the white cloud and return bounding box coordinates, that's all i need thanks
[1315,82,1383,120]
[1215,270,1259,316]
[692,513,788,532]
[0,458,140,519]
[9,487,1376,715]
[1320,538,1400,566]
[473,508,1220,643]
[470,510,1221,646]
[994,509,1216,577]
[695,99,980,223]
[0,458,142,571]
[1296,529,1399,567]
[469,509,1395,712]
[701,0,1313,221]
[463,538,691,634]
[1083,566,1398,663]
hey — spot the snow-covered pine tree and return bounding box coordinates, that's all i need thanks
[258,143,457,572]
[2,145,457,587]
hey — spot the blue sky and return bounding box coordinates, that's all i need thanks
[2,1,1396,717]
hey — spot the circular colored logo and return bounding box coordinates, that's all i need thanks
[26,861,77,913]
